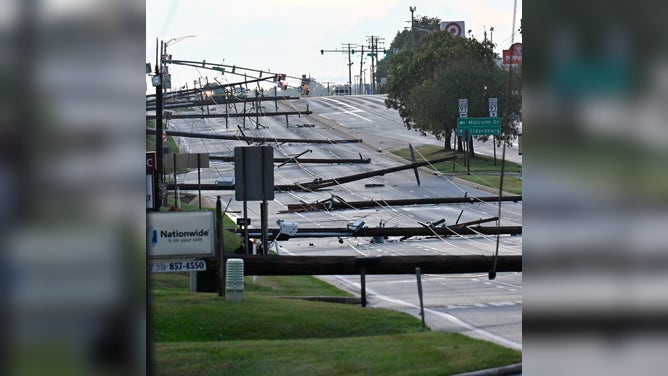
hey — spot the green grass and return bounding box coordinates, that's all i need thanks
[147,119,180,154]
[392,144,522,195]
[154,332,520,376]
[457,175,523,195]
[150,274,521,375]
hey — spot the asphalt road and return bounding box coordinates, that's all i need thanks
[161,94,522,351]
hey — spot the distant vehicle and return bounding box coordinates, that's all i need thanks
[331,85,350,96]
[216,176,234,186]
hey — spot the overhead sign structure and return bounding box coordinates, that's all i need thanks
[457,117,502,136]
[148,211,215,259]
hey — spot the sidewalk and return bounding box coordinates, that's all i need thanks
[452,363,522,376]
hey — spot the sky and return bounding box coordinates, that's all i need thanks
[146,0,521,92]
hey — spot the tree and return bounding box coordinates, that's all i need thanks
[385,30,521,155]
[376,16,441,93]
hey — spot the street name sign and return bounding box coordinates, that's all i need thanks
[457,117,501,136]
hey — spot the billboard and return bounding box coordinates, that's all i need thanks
[503,43,522,65]
[147,211,215,258]
[440,21,466,37]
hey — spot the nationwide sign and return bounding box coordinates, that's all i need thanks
[457,117,502,136]
[148,211,215,258]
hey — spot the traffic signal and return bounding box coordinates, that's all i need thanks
[351,49,355,54]
[320,49,324,55]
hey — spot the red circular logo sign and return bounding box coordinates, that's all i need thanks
[444,22,463,37]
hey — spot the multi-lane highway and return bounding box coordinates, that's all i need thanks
[161,94,522,351]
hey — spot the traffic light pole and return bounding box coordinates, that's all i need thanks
[344,43,353,95]
[320,43,358,95]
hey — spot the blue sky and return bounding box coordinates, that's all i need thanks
[146,0,521,91]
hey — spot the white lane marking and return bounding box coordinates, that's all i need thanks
[329,274,522,351]
[280,247,521,350]
[318,98,373,123]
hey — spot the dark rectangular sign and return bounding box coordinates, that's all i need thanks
[164,153,210,169]
[234,146,274,201]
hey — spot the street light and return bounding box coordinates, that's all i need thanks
[152,35,197,210]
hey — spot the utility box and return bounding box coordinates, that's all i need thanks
[278,220,298,236]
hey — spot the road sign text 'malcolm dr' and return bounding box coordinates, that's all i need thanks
[457,117,501,136]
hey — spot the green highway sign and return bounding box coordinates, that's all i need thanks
[457,117,501,136]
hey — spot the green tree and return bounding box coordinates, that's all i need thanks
[376,16,441,93]
[385,30,521,154]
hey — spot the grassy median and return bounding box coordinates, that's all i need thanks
[150,274,521,375]
[392,144,522,195]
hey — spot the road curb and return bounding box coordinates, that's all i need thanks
[452,363,522,376]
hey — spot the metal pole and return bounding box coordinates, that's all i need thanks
[261,202,268,255]
[172,153,177,203]
[216,196,225,296]
[242,148,249,254]
[155,39,164,210]
[494,136,497,165]
[360,268,367,307]
[347,43,352,95]
[261,147,269,254]
[197,154,202,209]
[359,46,364,94]
[416,267,426,329]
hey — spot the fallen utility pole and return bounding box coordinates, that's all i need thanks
[145,110,311,120]
[281,194,522,213]
[147,128,362,144]
[227,254,522,275]
[166,155,454,192]
[146,76,277,104]
[292,154,456,191]
[209,155,371,165]
[238,225,522,240]
[146,96,301,111]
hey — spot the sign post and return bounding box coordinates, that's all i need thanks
[489,98,498,164]
[235,146,274,254]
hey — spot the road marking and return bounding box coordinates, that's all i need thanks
[281,247,521,350]
[319,98,373,123]
[329,275,522,351]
